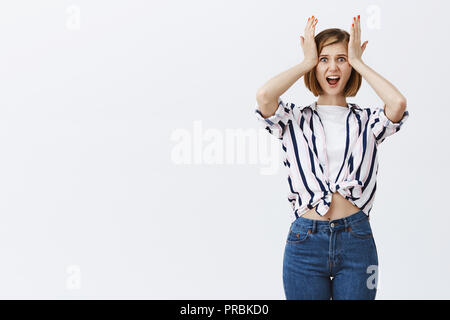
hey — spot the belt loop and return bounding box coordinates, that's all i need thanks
[312,220,316,234]
[343,217,349,232]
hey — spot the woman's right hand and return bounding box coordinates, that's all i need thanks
[300,16,319,68]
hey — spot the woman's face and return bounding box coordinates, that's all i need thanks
[315,42,352,96]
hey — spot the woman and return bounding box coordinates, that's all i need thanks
[254,15,409,300]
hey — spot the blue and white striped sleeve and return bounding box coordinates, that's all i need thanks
[255,97,294,140]
[369,105,409,145]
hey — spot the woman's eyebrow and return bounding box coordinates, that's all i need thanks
[319,54,348,57]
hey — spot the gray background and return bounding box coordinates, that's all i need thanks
[0,0,447,299]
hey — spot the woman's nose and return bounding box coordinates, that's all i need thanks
[329,64,339,70]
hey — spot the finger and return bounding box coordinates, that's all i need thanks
[353,16,359,42]
[361,40,368,52]
[357,15,361,42]
[307,15,314,28]
[311,17,318,34]
[305,16,313,34]
[350,18,354,41]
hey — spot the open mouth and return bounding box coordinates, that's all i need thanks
[326,76,340,86]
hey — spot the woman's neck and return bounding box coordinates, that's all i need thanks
[317,96,348,107]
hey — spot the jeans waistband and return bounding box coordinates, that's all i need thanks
[294,209,369,232]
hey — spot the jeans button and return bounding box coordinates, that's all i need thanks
[330,222,335,228]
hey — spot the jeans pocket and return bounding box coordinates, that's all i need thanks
[286,225,311,244]
[348,217,373,239]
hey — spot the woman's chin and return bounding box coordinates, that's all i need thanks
[323,87,343,95]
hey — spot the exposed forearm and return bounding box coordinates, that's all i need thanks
[351,59,407,109]
[257,59,316,102]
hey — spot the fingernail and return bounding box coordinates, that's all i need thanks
[358,15,360,19]
[352,23,354,27]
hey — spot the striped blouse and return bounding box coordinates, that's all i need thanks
[255,98,409,220]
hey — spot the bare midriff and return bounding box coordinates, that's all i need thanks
[301,192,362,221]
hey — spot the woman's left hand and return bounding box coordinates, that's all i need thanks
[348,15,368,66]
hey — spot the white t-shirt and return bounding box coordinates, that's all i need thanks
[315,105,350,184]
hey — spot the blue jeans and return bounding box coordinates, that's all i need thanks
[283,209,379,300]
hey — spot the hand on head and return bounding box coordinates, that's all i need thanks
[300,16,319,66]
[348,15,369,65]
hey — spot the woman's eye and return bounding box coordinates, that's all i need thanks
[320,57,346,62]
